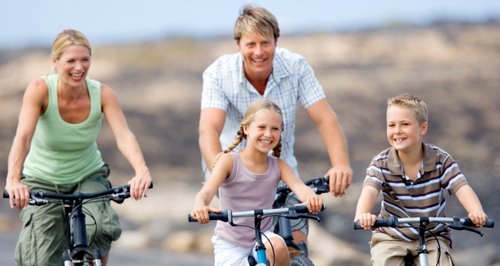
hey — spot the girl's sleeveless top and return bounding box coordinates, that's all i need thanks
[23,74,104,184]
[215,152,281,248]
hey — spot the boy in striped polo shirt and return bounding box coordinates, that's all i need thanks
[354,94,488,266]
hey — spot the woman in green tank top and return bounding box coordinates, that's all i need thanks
[4,29,153,266]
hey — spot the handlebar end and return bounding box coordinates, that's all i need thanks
[188,214,197,222]
[353,220,363,230]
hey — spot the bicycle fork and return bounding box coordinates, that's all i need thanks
[62,201,102,266]
[417,219,429,266]
[254,214,267,266]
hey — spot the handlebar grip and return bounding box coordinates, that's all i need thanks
[353,221,363,230]
[463,218,495,228]
[188,211,229,223]
[290,204,310,213]
[353,216,396,230]
[288,204,326,214]
[373,216,396,227]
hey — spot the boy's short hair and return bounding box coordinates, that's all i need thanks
[387,94,428,125]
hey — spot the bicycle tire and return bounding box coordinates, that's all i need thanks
[290,255,315,266]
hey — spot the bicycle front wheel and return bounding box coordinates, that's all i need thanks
[291,255,315,266]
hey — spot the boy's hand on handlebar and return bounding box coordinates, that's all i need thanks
[191,206,222,224]
[355,213,377,230]
[325,164,352,197]
[468,211,488,227]
[5,180,30,210]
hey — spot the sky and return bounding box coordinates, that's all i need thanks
[1,0,500,49]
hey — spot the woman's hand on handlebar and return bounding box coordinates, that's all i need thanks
[128,168,153,200]
[191,205,222,224]
[355,212,378,230]
[5,179,30,210]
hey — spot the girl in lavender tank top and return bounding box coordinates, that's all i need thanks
[191,99,323,266]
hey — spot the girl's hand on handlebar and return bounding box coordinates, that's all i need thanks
[191,206,222,224]
[5,179,30,210]
[468,211,488,227]
[355,213,377,230]
[304,195,323,214]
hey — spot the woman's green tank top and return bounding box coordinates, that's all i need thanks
[23,74,104,184]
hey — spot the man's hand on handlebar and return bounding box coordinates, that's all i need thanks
[325,164,353,197]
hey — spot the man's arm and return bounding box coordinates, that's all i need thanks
[305,99,352,197]
[199,108,226,172]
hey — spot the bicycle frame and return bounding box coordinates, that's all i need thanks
[4,184,149,266]
[354,216,495,266]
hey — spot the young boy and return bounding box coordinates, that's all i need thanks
[354,93,488,266]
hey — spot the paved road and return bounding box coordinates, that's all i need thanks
[0,232,213,266]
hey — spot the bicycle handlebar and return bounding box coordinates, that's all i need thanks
[3,182,153,205]
[276,176,330,196]
[188,204,325,223]
[353,216,495,230]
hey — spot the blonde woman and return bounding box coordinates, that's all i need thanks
[5,29,152,265]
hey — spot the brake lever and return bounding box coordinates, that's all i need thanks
[283,213,321,222]
[448,225,484,237]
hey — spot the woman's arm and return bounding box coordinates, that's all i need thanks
[5,79,47,209]
[101,83,152,200]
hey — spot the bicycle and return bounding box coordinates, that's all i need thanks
[3,183,152,266]
[354,216,495,266]
[188,204,325,266]
[273,176,330,266]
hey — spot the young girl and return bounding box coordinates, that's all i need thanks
[191,99,323,266]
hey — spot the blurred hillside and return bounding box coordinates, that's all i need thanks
[1,21,499,265]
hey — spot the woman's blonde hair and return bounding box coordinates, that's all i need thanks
[215,99,283,168]
[234,5,280,43]
[387,94,428,125]
[51,29,91,61]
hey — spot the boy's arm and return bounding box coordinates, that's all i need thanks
[455,184,488,227]
[354,186,379,230]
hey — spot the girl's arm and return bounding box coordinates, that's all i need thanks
[279,160,323,213]
[101,84,152,200]
[354,186,379,230]
[5,79,47,210]
[455,184,488,227]
[191,152,232,224]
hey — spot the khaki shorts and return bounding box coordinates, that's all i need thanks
[370,232,454,266]
[15,165,121,266]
